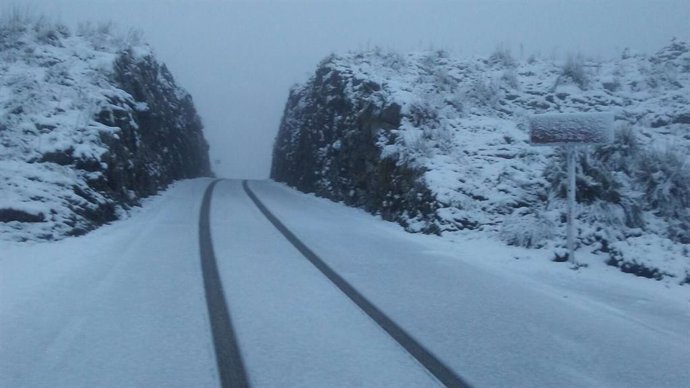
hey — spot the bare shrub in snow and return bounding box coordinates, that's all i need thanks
[77,21,127,51]
[445,92,465,113]
[470,78,500,107]
[432,67,457,93]
[499,209,554,248]
[380,50,407,71]
[405,132,432,158]
[489,45,516,68]
[0,7,34,52]
[420,50,449,68]
[0,6,31,33]
[123,28,144,48]
[33,16,69,46]
[606,126,689,232]
[636,148,690,221]
[559,53,589,89]
[406,100,438,127]
[424,126,453,153]
[646,63,682,89]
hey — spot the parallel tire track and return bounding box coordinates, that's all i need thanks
[200,180,249,388]
[242,180,472,388]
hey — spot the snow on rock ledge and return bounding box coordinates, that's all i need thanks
[0,18,211,241]
[272,43,690,283]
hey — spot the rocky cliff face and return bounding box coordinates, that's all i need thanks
[272,42,690,282]
[273,59,439,233]
[103,49,211,200]
[0,18,211,241]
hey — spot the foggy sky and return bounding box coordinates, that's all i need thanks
[7,0,690,178]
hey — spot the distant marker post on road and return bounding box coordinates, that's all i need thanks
[529,112,614,265]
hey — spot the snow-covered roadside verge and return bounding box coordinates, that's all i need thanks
[438,234,690,338]
[259,179,689,322]
[0,178,217,388]
[250,180,689,388]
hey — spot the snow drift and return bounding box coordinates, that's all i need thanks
[272,42,690,283]
[0,15,211,241]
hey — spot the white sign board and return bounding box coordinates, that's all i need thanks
[529,112,614,146]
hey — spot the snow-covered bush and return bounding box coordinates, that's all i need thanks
[33,17,69,45]
[635,147,690,219]
[559,53,589,89]
[406,99,439,127]
[489,45,516,68]
[75,21,140,52]
[0,8,29,44]
[470,78,501,108]
[499,209,554,248]
[594,126,688,240]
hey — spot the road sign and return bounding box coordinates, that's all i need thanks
[529,112,614,146]
[528,112,614,266]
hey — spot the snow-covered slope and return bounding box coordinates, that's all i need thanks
[0,16,211,241]
[272,41,690,283]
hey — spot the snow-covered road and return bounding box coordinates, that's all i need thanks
[2,178,688,387]
[210,180,439,387]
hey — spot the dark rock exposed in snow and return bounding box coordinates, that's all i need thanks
[273,60,439,233]
[103,49,211,201]
[0,18,211,241]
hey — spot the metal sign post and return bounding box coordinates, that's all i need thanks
[529,112,614,265]
[566,145,576,264]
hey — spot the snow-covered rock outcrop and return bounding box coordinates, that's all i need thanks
[272,41,690,283]
[0,17,211,241]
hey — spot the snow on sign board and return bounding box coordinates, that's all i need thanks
[529,112,614,145]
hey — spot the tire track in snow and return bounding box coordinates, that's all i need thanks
[200,180,249,388]
[242,180,472,388]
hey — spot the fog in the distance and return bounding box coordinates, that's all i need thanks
[12,0,690,178]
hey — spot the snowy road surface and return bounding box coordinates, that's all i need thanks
[1,178,688,387]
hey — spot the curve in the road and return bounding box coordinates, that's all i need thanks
[242,180,472,388]
[200,179,249,388]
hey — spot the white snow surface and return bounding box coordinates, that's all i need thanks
[2,179,688,387]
